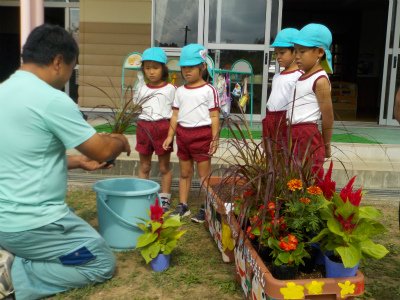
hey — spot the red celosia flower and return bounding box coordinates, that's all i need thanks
[307,186,323,195]
[150,198,164,221]
[340,176,362,206]
[287,234,298,245]
[316,161,336,199]
[287,179,303,191]
[336,213,356,232]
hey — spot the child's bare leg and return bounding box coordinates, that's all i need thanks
[197,159,211,186]
[138,154,152,179]
[158,153,172,194]
[190,159,211,223]
[179,159,193,205]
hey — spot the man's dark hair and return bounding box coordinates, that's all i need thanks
[22,24,79,65]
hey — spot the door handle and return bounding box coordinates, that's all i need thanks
[394,56,397,69]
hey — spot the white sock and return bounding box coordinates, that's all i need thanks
[159,193,171,201]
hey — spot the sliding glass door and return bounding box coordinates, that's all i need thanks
[380,0,400,125]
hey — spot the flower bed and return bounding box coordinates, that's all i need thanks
[204,177,366,300]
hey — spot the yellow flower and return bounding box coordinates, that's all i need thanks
[338,280,355,298]
[280,282,305,299]
[287,179,303,191]
[307,186,323,195]
[305,280,325,295]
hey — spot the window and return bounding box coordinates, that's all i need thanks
[154,0,199,47]
[208,0,266,44]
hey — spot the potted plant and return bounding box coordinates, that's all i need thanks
[136,198,186,271]
[267,233,310,280]
[312,164,389,277]
[87,81,156,165]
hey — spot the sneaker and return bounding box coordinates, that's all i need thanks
[191,208,206,223]
[171,203,191,217]
[0,250,14,299]
[160,197,171,213]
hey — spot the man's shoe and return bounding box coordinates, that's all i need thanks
[171,203,191,217]
[0,250,14,300]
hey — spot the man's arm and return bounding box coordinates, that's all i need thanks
[76,133,131,163]
[394,88,400,123]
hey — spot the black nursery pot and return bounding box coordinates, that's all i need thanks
[298,246,319,274]
[271,264,298,280]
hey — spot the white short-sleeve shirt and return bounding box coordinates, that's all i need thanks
[173,83,219,127]
[267,69,303,111]
[134,83,175,121]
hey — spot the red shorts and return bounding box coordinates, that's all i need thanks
[291,123,325,175]
[176,124,212,162]
[135,119,173,156]
[262,110,287,148]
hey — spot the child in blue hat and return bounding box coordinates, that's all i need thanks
[162,43,220,222]
[288,23,334,176]
[134,47,176,212]
[261,28,302,149]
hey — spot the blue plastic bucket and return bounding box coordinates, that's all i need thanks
[93,178,160,251]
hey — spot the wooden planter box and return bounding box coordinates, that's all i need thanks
[202,177,237,263]
[204,177,365,300]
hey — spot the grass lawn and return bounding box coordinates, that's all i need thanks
[94,123,379,144]
[50,187,400,300]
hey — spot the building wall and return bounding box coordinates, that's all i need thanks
[78,0,151,107]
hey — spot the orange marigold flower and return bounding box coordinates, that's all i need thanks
[307,186,323,195]
[300,197,311,204]
[287,179,303,191]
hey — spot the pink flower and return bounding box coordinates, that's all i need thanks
[340,176,362,206]
[150,198,164,221]
[316,161,336,199]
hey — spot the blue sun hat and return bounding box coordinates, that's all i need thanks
[292,23,333,74]
[271,28,299,48]
[179,43,207,67]
[141,47,167,64]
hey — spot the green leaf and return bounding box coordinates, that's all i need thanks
[327,218,345,237]
[336,244,361,268]
[136,232,157,248]
[335,200,356,220]
[163,240,178,254]
[358,206,382,220]
[310,228,330,243]
[136,223,149,232]
[151,222,162,233]
[360,240,389,259]
[277,252,290,264]
[140,242,161,264]
[163,215,184,228]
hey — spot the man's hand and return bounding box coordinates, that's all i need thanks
[67,155,112,170]
[80,156,112,171]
